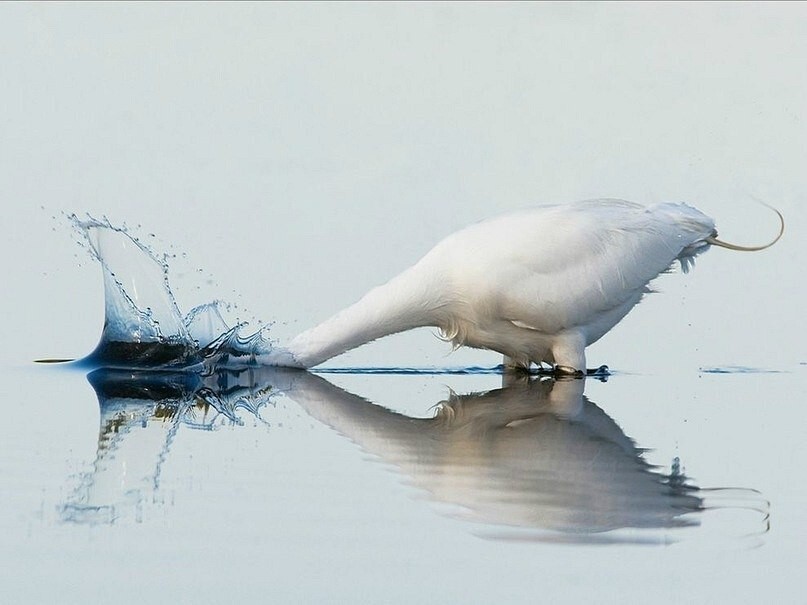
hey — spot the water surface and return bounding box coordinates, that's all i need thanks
[60,365,771,544]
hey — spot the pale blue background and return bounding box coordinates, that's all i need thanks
[1,3,805,603]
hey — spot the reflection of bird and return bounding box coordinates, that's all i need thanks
[273,200,782,373]
[284,372,710,542]
[67,367,767,542]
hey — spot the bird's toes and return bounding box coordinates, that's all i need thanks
[554,365,585,379]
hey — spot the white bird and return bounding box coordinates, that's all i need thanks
[267,199,782,374]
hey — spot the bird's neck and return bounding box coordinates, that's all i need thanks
[287,263,445,368]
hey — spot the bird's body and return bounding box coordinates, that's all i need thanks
[266,199,778,372]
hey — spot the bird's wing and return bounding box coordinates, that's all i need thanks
[442,200,715,334]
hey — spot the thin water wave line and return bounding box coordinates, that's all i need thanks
[314,364,614,377]
[699,366,786,375]
[313,365,507,375]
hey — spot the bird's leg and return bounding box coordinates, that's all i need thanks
[502,355,529,371]
[551,331,586,379]
[502,355,531,388]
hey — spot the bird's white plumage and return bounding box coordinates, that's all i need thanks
[273,199,717,371]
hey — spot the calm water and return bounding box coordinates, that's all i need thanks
[2,363,805,602]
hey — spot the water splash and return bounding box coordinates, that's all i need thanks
[69,215,281,370]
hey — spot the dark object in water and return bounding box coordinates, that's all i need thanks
[85,339,201,369]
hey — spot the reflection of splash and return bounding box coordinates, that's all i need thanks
[61,367,769,544]
[59,367,289,524]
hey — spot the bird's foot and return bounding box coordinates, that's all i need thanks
[584,364,610,382]
[554,365,585,379]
